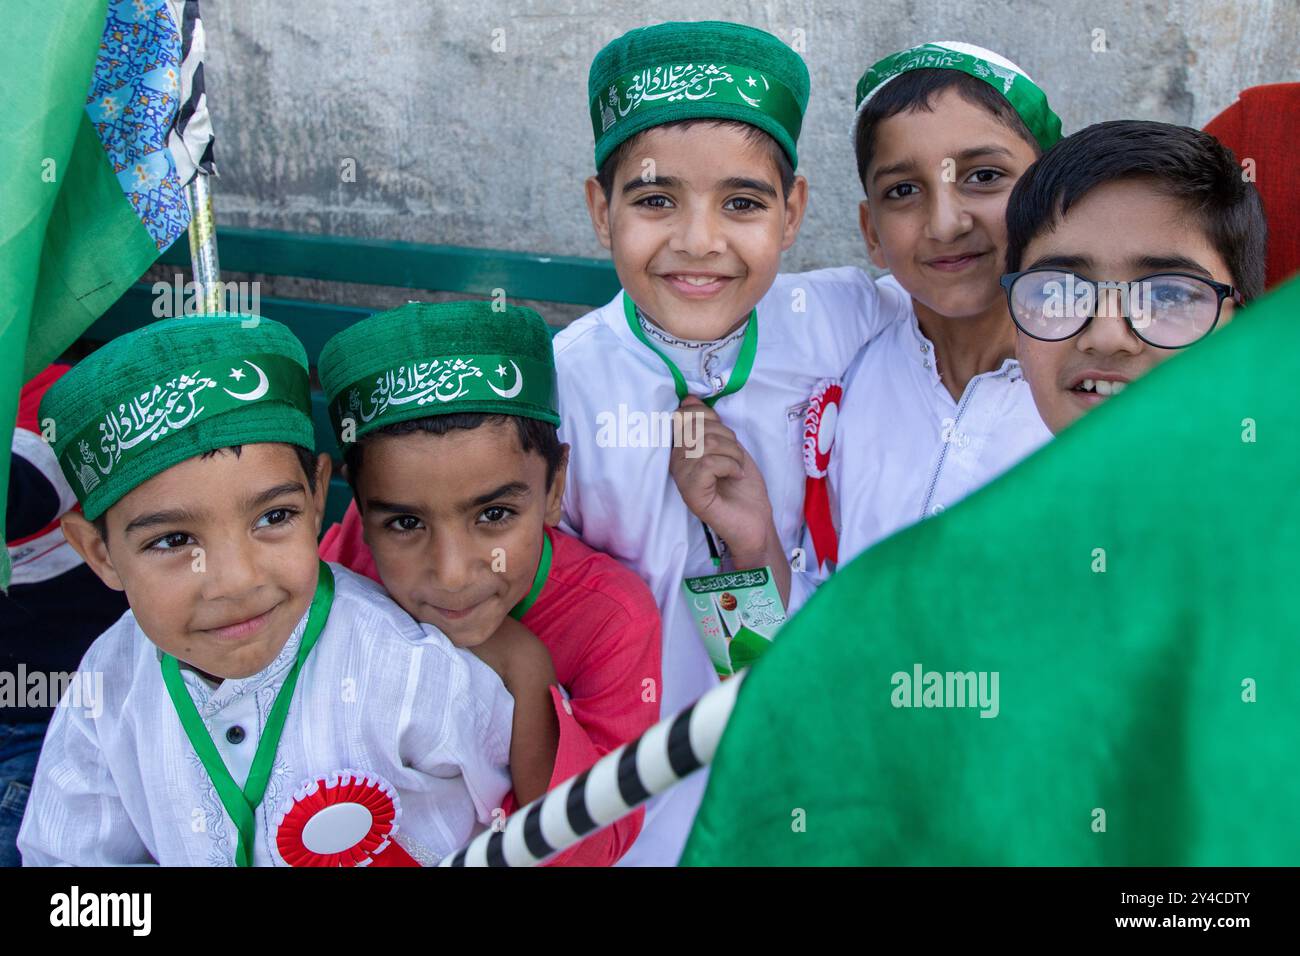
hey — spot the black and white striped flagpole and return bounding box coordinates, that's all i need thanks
[439,671,746,867]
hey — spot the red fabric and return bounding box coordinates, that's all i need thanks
[16,363,69,432]
[320,505,662,866]
[1203,83,1300,291]
[803,476,837,568]
[9,362,77,548]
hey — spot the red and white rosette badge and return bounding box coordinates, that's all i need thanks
[802,379,842,570]
[274,769,420,867]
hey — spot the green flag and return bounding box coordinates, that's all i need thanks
[1,0,212,587]
[682,275,1300,866]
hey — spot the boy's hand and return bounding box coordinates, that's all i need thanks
[669,397,790,605]
[669,396,774,557]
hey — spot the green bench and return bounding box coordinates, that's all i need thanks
[81,227,620,528]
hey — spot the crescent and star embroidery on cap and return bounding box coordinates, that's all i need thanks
[487,360,524,399]
[737,73,769,109]
[223,360,269,401]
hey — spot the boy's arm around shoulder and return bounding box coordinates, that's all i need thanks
[785,266,911,373]
[472,616,559,807]
[541,570,662,866]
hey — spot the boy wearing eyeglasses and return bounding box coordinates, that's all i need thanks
[1003,120,1267,434]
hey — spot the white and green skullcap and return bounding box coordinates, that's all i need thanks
[40,313,314,521]
[318,301,560,450]
[854,41,1062,151]
[589,21,810,170]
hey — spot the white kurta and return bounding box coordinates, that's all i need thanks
[554,267,893,865]
[18,563,513,866]
[832,276,1053,565]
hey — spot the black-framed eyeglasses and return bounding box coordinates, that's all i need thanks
[1000,269,1243,349]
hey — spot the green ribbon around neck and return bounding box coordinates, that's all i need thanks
[622,293,759,407]
[160,560,335,867]
[509,531,553,620]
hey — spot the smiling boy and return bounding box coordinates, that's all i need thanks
[18,314,513,866]
[558,21,897,865]
[1003,120,1266,433]
[317,301,661,865]
[830,43,1062,563]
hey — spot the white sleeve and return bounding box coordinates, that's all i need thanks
[794,267,896,375]
[844,267,893,354]
[17,699,150,866]
[442,650,514,825]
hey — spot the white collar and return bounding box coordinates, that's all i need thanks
[634,305,750,393]
[166,600,314,717]
[903,307,1024,386]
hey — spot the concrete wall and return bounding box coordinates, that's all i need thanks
[198,0,1299,320]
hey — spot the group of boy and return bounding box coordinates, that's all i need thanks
[11,20,1268,866]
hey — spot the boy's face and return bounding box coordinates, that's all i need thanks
[860,87,1039,320]
[62,444,331,681]
[1014,178,1238,434]
[354,421,567,648]
[585,123,808,340]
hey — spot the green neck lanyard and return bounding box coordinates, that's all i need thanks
[622,293,759,407]
[509,530,553,620]
[160,560,335,867]
[624,294,758,569]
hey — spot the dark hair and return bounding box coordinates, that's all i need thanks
[1004,120,1268,302]
[92,443,319,539]
[343,413,566,501]
[596,119,796,202]
[854,68,1041,192]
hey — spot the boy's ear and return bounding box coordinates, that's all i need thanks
[60,511,125,592]
[310,453,333,537]
[584,176,613,250]
[859,199,889,271]
[338,459,359,511]
[780,175,810,251]
[543,444,570,527]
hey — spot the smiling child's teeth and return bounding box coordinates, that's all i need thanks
[679,275,715,286]
[1110,381,1127,395]
[1094,380,1113,396]
[1080,379,1095,392]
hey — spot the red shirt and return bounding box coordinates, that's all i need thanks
[319,503,662,865]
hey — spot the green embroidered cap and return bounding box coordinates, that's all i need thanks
[40,313,314,522]
[854,41,1062,151]
[589,20,810,170]
[318,300,560,450]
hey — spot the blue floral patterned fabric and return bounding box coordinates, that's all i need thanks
[84,0,189,250]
